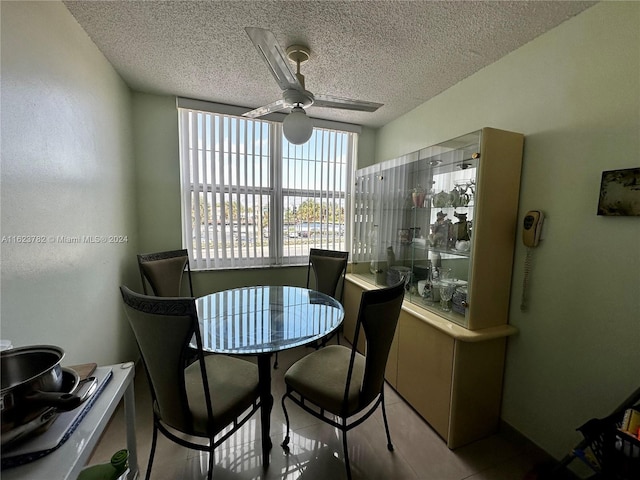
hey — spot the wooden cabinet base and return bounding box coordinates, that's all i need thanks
[396,312,453,440]
[447,338,507,448]
[344,274,514,449]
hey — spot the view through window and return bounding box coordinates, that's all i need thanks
[178,107,354,270]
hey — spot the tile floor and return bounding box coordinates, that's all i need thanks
[88,345,558,480]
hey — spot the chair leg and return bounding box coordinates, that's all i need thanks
[342,421,352,480]
[281,394,291,452]
[145,423,159,480]
[273,352,279,369]
[380,390,394,451]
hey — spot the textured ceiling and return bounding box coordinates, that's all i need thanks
[63,1,596,128]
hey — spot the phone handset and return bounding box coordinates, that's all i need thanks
[523,210,544,247]
[521,210,544,310]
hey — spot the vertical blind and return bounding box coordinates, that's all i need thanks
[352,156,413,268]
[178,106,354,270]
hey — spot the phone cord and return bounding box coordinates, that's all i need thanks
[520,247,533,311]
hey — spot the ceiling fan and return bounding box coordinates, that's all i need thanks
[243,27,383,144]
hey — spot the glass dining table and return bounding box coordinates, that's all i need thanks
[195,285,345,466]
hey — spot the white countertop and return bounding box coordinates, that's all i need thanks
[1,362,138,480]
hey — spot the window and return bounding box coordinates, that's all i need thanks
[178,102,356,270]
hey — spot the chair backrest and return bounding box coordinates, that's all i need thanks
[119,286,211,434]
[306,248,349,301]
[137,249,194,297]
[348,281,405,408]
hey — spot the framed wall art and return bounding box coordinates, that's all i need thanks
[597,167,640,216]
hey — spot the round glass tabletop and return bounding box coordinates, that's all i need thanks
[195,285,345,355]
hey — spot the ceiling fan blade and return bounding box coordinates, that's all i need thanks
[242,99,287,119]
[245,27,302,91]
[313,94,383,112]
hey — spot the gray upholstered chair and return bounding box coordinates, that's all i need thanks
[137,249,193,297]
[306,247,349,344]
[306,248,349,301]
[273,248,349,369]
[280,280,405,480]
[119,286,263,480]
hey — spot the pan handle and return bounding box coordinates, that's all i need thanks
[76,376,98,403]
[24,376,98,412]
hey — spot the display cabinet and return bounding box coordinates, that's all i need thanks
[351,128,524,330]
[345,128,523,448]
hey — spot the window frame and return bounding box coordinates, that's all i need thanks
[177,98,358,271]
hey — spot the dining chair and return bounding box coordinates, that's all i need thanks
[273,247,349,369]
[306,247,349,344]
[119,286,263,480]
[137,249,193,297]
[280,280,405,480]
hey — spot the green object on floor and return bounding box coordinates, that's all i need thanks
[77,449,129,480]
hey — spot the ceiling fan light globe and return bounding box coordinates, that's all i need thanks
[283,107,313,145]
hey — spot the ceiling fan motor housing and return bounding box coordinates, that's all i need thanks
[284,88,314,109]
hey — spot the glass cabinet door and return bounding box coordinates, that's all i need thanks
[352,164,382,285]
[353,128,523,330]
[353,131,481,327]
[352,151,416,286]
[405,132,481,326]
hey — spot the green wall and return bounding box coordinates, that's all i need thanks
[375,2,640,460]
[356,126,378,169]
[132,94,182,253]
[1,1,139,365]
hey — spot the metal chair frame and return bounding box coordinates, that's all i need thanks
[120,287,264,480]
[280,281,405,480]
[273,248,348,370]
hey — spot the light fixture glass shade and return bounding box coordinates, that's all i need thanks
[283,106,313,144]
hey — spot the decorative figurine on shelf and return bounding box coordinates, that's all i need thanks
[454,212,470,241]
[450,186,471,207]
[455,239,471,252]
[412,185,427,208]
[449,188,461,208]
[433,191,449,208]
[429,211,451,248]
[386,246,396,267]
[417,264,434,306]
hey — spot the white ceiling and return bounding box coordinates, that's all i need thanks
[63,0,596,129]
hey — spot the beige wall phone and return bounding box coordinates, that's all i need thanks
[521,210,544,310]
